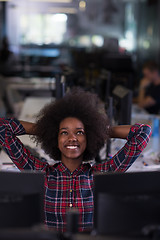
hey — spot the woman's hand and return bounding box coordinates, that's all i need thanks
[109,125,131,139]
[20,121,36,135]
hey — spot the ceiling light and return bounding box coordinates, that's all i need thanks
[79,1,86,11]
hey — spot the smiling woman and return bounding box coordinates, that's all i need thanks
[0,88,151,233]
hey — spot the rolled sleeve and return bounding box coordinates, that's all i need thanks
[92,124,152,173]
[0,118,48,171]
[0,118,26,145]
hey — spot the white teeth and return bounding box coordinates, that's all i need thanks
[66,146,78,149]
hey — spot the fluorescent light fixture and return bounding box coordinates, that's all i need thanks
[49,7,77,14]
[52,13,68,22]
[30,0,72,3]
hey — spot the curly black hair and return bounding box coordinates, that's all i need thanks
[33,88,109,161]
[143,61,159,72]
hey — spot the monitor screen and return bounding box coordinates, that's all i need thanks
[93,171,160,237]
[0,171,44,229]
[113,85,132,125]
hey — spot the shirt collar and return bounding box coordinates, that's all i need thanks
[55,161,91,176]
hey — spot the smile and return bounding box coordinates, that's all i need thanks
[65,145,79,150]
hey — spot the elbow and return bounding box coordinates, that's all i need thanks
[135,124,152,152]
[140,124,152,148]
[144,124,152,137]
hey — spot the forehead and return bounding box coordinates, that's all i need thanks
[59,117,84,129]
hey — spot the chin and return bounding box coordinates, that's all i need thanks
[66,154,82,160]
[63,151,83,160]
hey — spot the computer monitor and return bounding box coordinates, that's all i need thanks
[112,85,132,125]
[0,171,44,229]
[93,171,160,237]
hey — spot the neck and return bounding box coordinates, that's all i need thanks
[61,156,83,173]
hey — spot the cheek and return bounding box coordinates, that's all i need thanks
[58,136,64,150]
[81,137,87,149]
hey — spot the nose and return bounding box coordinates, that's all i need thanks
[68,133,77,142]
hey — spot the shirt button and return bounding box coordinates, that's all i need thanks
[69,203,73,207]
[70,189,72,193]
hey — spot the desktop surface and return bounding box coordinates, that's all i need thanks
[0,230,151,240]
[73,234,150,240]
[0,228,61,240]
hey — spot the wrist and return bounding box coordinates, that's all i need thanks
[110,125,131,139]
[20,121,36,135]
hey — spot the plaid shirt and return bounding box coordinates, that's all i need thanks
[0,118,151,232]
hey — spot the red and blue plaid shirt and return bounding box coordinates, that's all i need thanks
[0,118,151,232]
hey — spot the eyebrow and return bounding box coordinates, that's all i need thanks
[59,127,85,130]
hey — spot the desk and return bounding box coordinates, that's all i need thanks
[19,96,53,122]
[0,230,151,240]
[108,104,160,172]
[73,234,149,240]
[129,104,160,171]
[5,77,55,116]
[6,77,55,92]
[109,136,160,172]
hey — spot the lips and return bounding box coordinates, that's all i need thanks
[66,146,78,150]
[65,144,80,150]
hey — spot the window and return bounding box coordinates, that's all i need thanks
[20,13,68,45]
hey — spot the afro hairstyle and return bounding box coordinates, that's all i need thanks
[33,88,109,161]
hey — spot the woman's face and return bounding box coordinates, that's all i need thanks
[58,117,87,161]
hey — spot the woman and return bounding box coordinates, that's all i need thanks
[0,88,151,232]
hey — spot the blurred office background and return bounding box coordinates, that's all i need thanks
[0,0,159,79]
[0,0,159,99]
[0,0,160,171]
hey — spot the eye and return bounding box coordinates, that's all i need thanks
[77,130,85,135]
[60,131,68,135]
